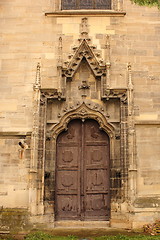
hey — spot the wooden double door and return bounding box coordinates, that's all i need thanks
[55,119,110,220]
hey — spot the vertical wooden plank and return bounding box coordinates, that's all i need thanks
[83,120,110,220]
[55,120,81,220]
[55,119,110,220]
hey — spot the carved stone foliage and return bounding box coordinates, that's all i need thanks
[54,18,112,100]
[41,89,66,102]
[50,100,112,122]
[49,103,115,139]
[62,18,106,81]
[78,80,90,90]
[62,39,106,80]
[102,88,127,103]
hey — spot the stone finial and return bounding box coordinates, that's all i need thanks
[105,35,110,49]
[128,62,131,71]
[34,62,41,90]
[80,17,89,39]
[127,62,134,116]
[58,36,63,67]
[57,36,63,92]
[128,62,133,90]
[105,35,111,64]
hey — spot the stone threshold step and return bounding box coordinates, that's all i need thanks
[55,221,110,228]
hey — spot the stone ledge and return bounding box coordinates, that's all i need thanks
[0,132,32,137]
[135,121,160,125]
[45,10,126,17]
[134,197,160,208]
[55,220,110,228]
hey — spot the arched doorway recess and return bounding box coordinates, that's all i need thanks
[55,118,110,221]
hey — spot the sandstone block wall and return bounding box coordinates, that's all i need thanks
[0,0,160,229]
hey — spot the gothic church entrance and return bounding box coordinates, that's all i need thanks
[55,119,110,221]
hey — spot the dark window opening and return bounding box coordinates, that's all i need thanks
[62,0,111,10]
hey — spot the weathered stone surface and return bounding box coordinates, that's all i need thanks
[0,208,31,232]
[0,0,160,230]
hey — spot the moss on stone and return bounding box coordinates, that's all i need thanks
[0,208,31,232]
[134,197,160,208]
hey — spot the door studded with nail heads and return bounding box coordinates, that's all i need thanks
[55,119,110,220]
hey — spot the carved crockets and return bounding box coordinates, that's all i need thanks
[41,18,131,104]
[56,18,109,99]
[63,39,106,79]
[30,17,135,218]
[31,63,41,171]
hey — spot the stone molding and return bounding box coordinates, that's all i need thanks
[45,10,126,17]
[49,102,115,139]
[102,88,127,103]
[62,39,106,80]
[41,89,66,101]
[135,121,160,125]
[0,132,31,136]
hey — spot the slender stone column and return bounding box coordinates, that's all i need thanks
[29,63,41,215]
[120,98,128,201]
[30,63,41,171]
[57,36,63,93]
[37,97,47,215]
[127,63,137,203]
[105,35,111,90]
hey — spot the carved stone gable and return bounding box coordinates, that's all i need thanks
[62,39,106,80]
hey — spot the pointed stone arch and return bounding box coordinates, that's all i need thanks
[50,102,115,140]
[46,102,116,223]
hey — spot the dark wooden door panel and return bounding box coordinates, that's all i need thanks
[83,120,110,220]
[84,120,108,142]
[85,193,110,220]
[56,195,80,219]
[55,119,110,221]
[85,146,109,167]
[57,146,79,168]
[86,169,109,192]
[56,170,78,193]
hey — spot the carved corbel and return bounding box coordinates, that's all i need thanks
[120,92,127,104]
[102,89,127,103]
[115,129,121,140]
[41,89,65,101]
[46,131,52,141]
[104,89,111,100]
